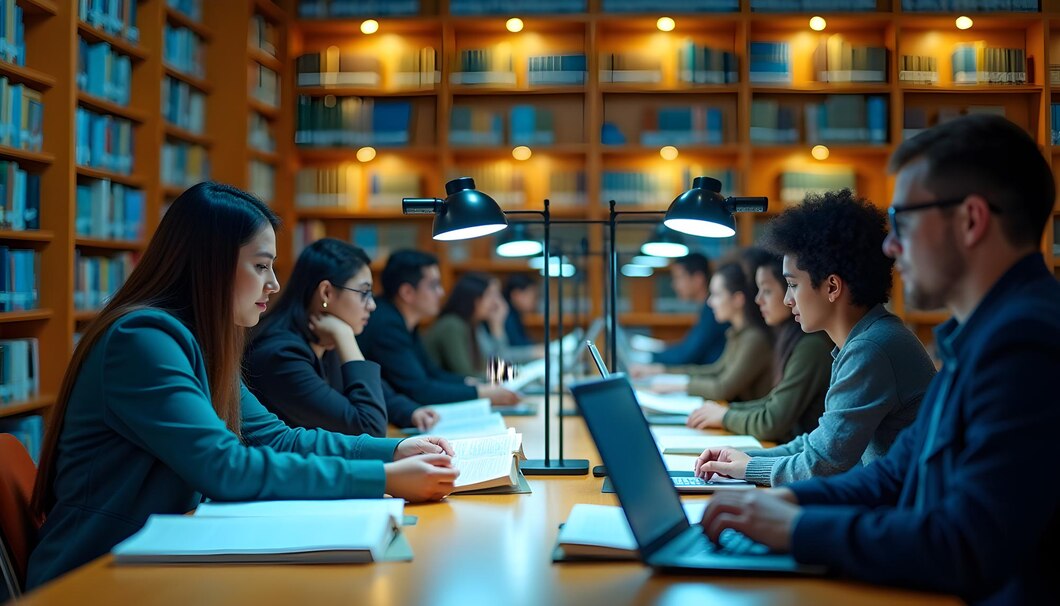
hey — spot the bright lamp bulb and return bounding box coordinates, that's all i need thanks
[621,264,654,278]
[506,17,524,33]
[664,218,735,239]
[496,240,543,257]
[809,16,826,31]
[810,145,829,161]
[955,16,973,30]
[632,255,669,268]
[356,146,376,162]
[360,19,379,35]
[656,17,675,32]
[640,241,689,258]
[434,223,507,241]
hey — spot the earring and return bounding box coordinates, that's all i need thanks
[322,301,328,309]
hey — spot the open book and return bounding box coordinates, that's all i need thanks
[429,411,508,440]
[449,428,526,493]
[556,502,707,560]
[113,511,398,564]
[193,499,404,522]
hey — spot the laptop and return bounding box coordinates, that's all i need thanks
[585,341,688,426]
[569,375,826,574]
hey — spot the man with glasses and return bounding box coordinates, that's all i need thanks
[359,250,519,406]
[699,114,1060,604]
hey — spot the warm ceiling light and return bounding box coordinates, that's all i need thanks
[809,16,827,32]
[811,145,830,161]
[656,17,675,32]
[356,146,376,162]
[360,19,379,35]
[955,16,973,30]
[659,146,679,161]
[512,145,532,161]
[506,17,524,33]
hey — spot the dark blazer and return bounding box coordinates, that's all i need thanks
[652,302,728,365]
[357,300,478,404]
[245,318,388,437]
[320,350,423,429]
[787,254,1060,605]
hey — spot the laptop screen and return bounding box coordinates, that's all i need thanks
[585,341,608,378]
[570,376,690,555]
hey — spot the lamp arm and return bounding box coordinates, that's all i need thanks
[401,198,444,215]
[727,196,769,213]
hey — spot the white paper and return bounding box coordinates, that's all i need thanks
[657,434,763,455]
[429,412,508,440]
[453,454,516,489]
[635,390,703,415]
[449,428,522,460]
[649,374,691,389]
[194,499,403,524]
[559,503,710,552]
[432,398,492,423]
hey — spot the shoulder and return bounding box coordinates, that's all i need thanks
[98,308,202,368]
[739,326,772,349]
[106,308,196,347]
[966,284,1060,361]
[247,321,312,362]
[848,312,929,363]
[792,331,834,359]
[430,314,470,336]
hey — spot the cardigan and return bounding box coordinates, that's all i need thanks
[669,325,774,402]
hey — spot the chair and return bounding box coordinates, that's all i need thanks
[0,434,43,598]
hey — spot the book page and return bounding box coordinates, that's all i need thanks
[658,434,762,454]
[432,398,492,423]
[449,429,519,459]
[429,412,508,440]
[453,454,516,489]
[635,390,703,415]
[194,499,403,523]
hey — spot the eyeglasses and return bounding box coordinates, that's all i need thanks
[888,196,1002,240]
[335,285,375,306]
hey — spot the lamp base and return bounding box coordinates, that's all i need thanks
[521,459,590,476]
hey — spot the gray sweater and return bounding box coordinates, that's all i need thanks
[743,305,936,487]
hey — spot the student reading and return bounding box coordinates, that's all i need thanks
[423,272,510,377]
[26,184,458,588]
[246,238,440,436]
[699,113,1060,605]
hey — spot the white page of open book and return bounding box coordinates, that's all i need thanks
[559,503,709,551]
[429,412,508,440]
[657,434,763,454]
[453,454,516,488]
[432,398,492,423]
[193,499,403,523]
[449,429,521,459]
[634,390,703,415]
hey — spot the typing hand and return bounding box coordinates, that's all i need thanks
[411,408,441,432]
[384,454,459,502]
[699,490,801,552]
[686,401,726,429]
[693,447,751,481]
[478,385,520,406]
[395,436,455,459]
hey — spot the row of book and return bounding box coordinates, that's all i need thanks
[79,0,139,44]
[779,169,857,207]
[0,338,39,404]
[899,55,939,85]
[161,141,208,188]
[813,35,886,84]
[295,165,422,210]
[606,0,736,10]
[0,77,43,152]
[600,53,661,84]
[904,104,1004,140]
[248,112,276,154]
[0,246,37,311]
[249,13,278,59]
[349,223,422,261]
[1052,104,1060,145]
[749,42,791,84]
[298,0,419,17]
[454,0,585,13]
[75,251,134,311]
[750,95,887,145]
[0,415,42,462]
[75,107,135,175]
[639,106,726,146]
[451,105,557,147]
[249,63,280,108]
[167,0,202,21]
[249,160,274,204]
[902,1,1037,10]
[163,24,205,79]
[0,0,25,67]
[0,161,40,231]
[528,55,586,86]
[678,42,738,86]
[295,48,439,89]
[162,77,206,134]
[295,97,412,148]
[78,38,133,107]
[952,43,1026,85]
[602,168,737,206]
[451,49,515,86]
[448,165,526,207]
[752,0,874,10]
[75,179,145,241]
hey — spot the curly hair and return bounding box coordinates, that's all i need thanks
[762,189,894,309]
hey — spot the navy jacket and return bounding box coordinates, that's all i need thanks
[652,302,727,365]
[789,254,1060,604]
[357,300,478,404]
[245,318,389,437]
[504,306,532,347]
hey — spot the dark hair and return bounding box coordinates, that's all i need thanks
[752,251,804,386]
[763,189,894,309]
[253,238,371,343]
[503,273,536,302]
[33,182,279,516]
[381,249,438,301]
[440,272,496,365]
[673,252,712,280]
[714,262,769,335]
[889,113,1054,248]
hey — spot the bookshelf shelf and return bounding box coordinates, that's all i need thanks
[750,144,892,156]
[75,166,145,188]
[897,13,1042,29]
[295,87,437,98]
[0,395,56,420]
[0,145,54,168]
[166,7,214,41]
[15,0,58,17]
[297,146,438,161]
[600,84,740,95]
[163,65,213,93]
[0,309,52,324]
[77,22,148,62]
[248,148,279,164]
[248,98,280,120]
[74,238,146,251]
[0,230,54,244]
[451,86,587,96]
[0,60,56,90]
[164,124,213,148]
[901,84,1045,94]
[252,0,285,24]
[451,144,589,157]
[74,310,99,322]
[296,18,440,36]
[248,47,282,72]
[295,209,434,220]
[602,144,741,156]
[76,92,148,123]
[750,84,892,95]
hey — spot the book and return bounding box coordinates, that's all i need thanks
[555,502,708,560]
[449,428,527,493]
[634,390,703,415]
[428,411,509,440]
[654,434,763,455]
[193,499,405,522]
[112,512,399,564]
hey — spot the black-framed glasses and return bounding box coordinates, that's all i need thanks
[335,285,375,306]
[888,196,1003,240]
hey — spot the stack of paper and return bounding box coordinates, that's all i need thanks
[654,434,763,455]
[193,498,405,521]
[449,428,527,493]
[634,390,703,415]
[556,502,707,559]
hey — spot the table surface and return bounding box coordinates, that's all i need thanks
[18,397,960,606]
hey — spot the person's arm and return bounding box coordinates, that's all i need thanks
[364,314,478,404]
[246,337,388,437]
[743,339,910,487]
[101,314,391,501]
[382,379,422,428]
[791,317,1060,599]
[744,433,807,459]
[722,336,830,442]
[686,330,772,401]
[653,307,726,365]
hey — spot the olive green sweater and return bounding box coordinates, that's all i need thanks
[721,331,832,442]
[422,314,480,377]
[669,325,774,402]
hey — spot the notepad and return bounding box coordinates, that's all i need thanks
[113,512,398,564]
[450,428,527,493]
[656,434,763,455]
[193,499,404,522]
[556,502,708,559]
[634,390,703,415]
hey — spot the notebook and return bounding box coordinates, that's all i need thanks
[555,502,707,560]
[654,434,763,455]
[450,428,528,493]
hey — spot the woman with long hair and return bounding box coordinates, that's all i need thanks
[26,183,458,589]
[245,238,438,435]
[422,272,508,377]
[685,252,832,441]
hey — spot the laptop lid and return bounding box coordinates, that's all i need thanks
[585,341,608,378]
[569,376,692,558]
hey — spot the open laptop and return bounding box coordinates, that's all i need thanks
[569,375,826,574]
[585,341,688,426]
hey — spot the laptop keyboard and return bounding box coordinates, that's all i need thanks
[696,529,770,556]
[673,477,708,487]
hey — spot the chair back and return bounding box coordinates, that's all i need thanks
[0,434,43,596]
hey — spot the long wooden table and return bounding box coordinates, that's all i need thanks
[18,398,960,606]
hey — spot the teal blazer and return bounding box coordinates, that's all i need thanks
[26,309,402,588]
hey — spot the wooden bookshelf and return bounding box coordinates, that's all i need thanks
[0,395,56,419]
